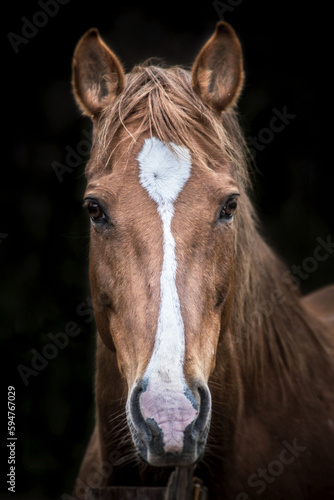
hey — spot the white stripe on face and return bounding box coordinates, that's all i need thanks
[138,138,191,376]
[137,137,192,411]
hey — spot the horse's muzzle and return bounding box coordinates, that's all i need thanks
[127,378,211,466]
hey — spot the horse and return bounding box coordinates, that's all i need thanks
[71,21,334,499]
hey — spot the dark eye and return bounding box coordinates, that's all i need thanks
[84,199,107,223]
[218,196,239,222]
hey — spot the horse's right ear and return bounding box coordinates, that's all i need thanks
[72,28,125,117]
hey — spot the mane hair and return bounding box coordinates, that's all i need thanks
[93,63,331,401]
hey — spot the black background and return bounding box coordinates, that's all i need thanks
[2,1,334,498]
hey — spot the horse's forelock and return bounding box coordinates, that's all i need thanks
[97,65,251,189]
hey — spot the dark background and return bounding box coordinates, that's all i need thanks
[2,1,334,498]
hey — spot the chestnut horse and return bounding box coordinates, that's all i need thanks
[71,22,334,499]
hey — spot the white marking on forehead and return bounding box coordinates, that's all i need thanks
[138,137,192,205]
[137,137,191,393]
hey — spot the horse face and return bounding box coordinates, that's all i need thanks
[85,133,239,465]
[74,22,243,466]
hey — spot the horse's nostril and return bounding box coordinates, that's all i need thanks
[131,383,142,407]
[193,383,211,436]
[129,381,149,436]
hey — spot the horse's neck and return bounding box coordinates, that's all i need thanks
[231,232,330,402]
[206,235,331,473]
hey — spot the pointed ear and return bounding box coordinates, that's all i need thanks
[72,28,125,117]
[192,22,244,112]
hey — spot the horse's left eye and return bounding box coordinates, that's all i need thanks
[218,196,239,221]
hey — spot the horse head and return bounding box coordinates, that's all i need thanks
[72,22,245,467]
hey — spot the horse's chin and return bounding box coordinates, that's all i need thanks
[129,418,210,468]
[143,451,200,467]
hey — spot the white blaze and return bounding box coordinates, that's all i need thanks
[138,137,191,384]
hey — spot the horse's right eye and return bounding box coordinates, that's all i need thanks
[84,199,107,223]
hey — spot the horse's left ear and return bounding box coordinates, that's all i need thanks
[72,28,125,117]
[192,22,244,112]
